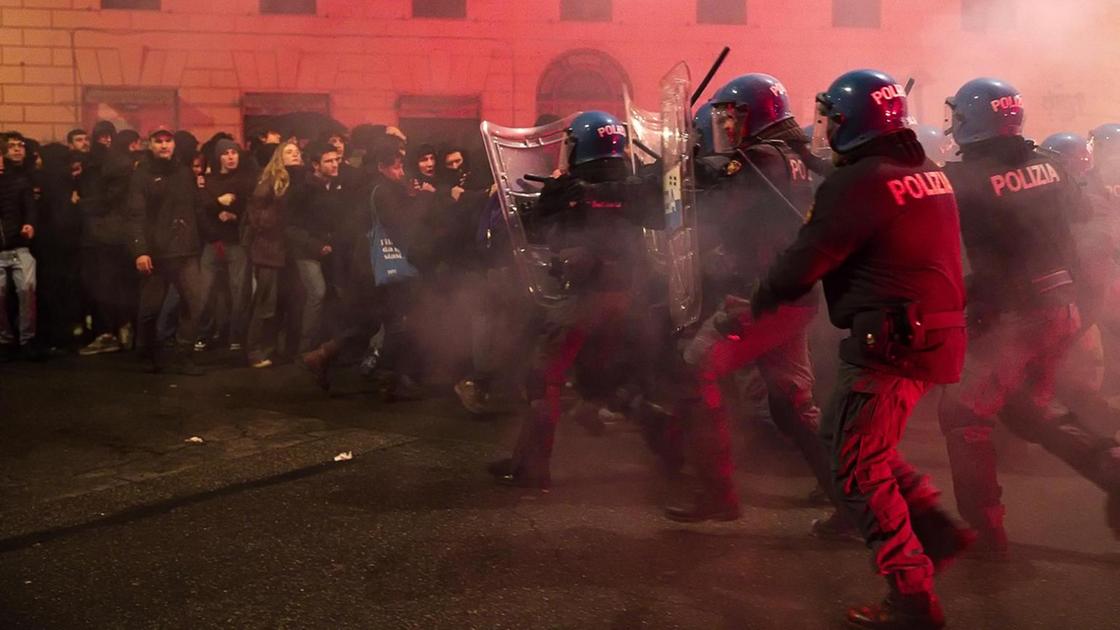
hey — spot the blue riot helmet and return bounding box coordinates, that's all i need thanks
[812,69,910,155]
[693,101,715,155]
[709,73,794,153]
[1041,132,1093,178]
[944,78,1024,146]
[562,110,628,171]
[1089,123,1120,163]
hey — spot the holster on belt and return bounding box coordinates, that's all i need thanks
[851,303,965,365]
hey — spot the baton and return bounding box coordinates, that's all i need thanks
[523,173,551,183]
[634,138,662,162]
[904,77,916,95]
[739,154,807,223]
[691,46,731,107]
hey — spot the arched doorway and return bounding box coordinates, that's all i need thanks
[536,49,630,120]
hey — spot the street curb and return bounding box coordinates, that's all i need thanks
[0,429,416,552]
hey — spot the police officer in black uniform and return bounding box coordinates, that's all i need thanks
[937,79,1120,552]
[488,110,662,489]
[662,74,842,527]
[753,69,972,630]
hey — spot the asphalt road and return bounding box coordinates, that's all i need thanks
[1,354,1118,629]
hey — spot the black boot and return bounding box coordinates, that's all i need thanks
[664,489,741,523]
[910,507,976,574]
[635,399,684,475]
[846,589,945,630]
[810,510,862,542]
[494,405,554,491]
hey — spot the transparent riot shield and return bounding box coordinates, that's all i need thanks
[660,62,702,330]
[625,86,670,278]
[480,114,578,306]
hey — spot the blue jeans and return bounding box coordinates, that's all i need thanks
[0,247,36,346]
[295,258,326,352]
[198,242,251,345]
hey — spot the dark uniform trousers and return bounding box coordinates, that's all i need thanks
[825,361,940,596]
[681,303,830,505]
[939,303,1120,531]
[137,255,203,354]
[510,291,632,479]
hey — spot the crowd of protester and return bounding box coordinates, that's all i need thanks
[0,118,510,401]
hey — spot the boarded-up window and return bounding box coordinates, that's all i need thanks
[561,0,612,22]
[697,0,746,25]
[260,0,317,15]
[83,87,178,137]
[961,0,1017,31]
[832,0,880,28]
[101,0,160,9]
[412,0,467,18]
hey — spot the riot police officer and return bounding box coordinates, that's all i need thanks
[488,110,658,489]
[1040,132,1120,447]
[938,79,1120,553]
[662,73,842,526]
[753,69,972,630]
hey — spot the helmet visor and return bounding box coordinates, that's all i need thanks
[710,103,743,154]
[810,98,833,159]
[942,99,956,137]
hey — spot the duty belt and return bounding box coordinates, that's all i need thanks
[917,310,967,330]
[1032,268,1074,294]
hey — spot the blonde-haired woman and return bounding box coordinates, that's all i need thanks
[244,140,302,367]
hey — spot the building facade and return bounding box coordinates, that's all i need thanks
[1,0,1117,147]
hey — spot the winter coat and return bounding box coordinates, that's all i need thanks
[245,176,291,269]
[125,154,202,259]
[0,165,36,251]
[201,167,256,244]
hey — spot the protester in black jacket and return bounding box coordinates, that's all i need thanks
[197,138,256,353]
[32,144,84,352]
[0,152,38,357]
[78,130,141,356]
[285,141,344,352]
[125,126,205,374]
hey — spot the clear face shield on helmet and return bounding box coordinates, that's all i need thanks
[942,98,957,138]
[710,103,745,154]
[557,132,575,175]
[810,96,834,159]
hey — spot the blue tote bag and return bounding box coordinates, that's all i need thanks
[369,185,419,286]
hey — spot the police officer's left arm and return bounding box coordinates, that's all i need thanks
[754,173,883,312]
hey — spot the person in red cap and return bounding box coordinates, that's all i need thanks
[124,126,205,374]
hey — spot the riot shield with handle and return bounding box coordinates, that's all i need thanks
[480,114,579,306]
[660,62,702,330]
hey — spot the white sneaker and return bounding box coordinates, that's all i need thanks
[79,334,122,356]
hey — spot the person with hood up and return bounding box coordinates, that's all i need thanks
[197,138,256,355]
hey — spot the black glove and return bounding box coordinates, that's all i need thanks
[549,246,598,287]
[539,173,585,210]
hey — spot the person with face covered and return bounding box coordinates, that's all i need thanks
[245,139,303,368]
[197,138,256,355]
[125,126,205,375]
[78,129,142,356]
[31,144,85,353]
